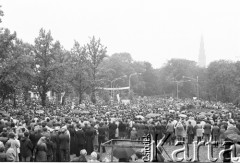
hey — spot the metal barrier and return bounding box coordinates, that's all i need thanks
[100,139,145,162]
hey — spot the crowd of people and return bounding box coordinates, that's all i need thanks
[0,96,238,162]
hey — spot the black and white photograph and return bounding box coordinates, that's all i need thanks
[0,0,240,162]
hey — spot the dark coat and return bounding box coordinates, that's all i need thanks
[35,143,47,162]
[75,129,85,145]
[203,123,212,134]
[0,152,7,162]
[20,137,33,157]
[212,126,220,137]
[69,128,77,155]
[187,124,194,135]
[98,126,106,139]
[85,127,95,154]
[59,132,70,150]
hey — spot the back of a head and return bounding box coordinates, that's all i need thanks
[24,132,29,138]
[8,132,15,139]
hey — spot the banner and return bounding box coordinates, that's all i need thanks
[96,87,130,91]
[122,99,130,105]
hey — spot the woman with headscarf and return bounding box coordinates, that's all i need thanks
[5,141,16,162]
[88,151,100,162]
[34,137,47,162]
[175,121,184,142]
[6,132,19,161]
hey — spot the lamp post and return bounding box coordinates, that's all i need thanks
[111,76,127,98]
[172,80,191,99]
[183,76,199,99]
[129,73,141,97]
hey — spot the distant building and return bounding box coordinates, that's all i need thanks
[198,36,206,68]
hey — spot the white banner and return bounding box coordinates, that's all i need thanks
[122,99,130,105]
[97,87,130,91]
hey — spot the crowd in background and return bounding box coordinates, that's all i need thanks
[0,97,238,162]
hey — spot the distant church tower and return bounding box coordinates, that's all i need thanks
[198,36,206,68]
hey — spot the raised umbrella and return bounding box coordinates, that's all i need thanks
[187,119,196,127]
[146,113,161,118]
[226,134,240,143]
[135,115,145,120]
[206,112,212,116]
[225,127,240,136]
[72,109,81,114]
[197,114,205,119]
[179,114,187,118]
[36,110,44,114]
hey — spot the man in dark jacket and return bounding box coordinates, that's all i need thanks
[98,123,106,153]
[118,121,127,139]
[75,124,85,157]
[50,128,60,162]
[108,121,117,140]
[187,121,194,144]
[20,132,33,162]
[203,121,212,142]
[211,122,220,147]
[59,128,70,162]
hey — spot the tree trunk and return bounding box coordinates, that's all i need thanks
[62,95,66,105]
[91,89,96,104]
[13,93,16,108]
[40,92,47,106]
[79,93,82,104]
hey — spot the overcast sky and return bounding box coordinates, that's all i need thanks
[1,0,240,68]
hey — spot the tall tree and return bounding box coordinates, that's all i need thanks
[86,36,107,103]
[207,60,236,102]
[33,28,63,106]
[0,29,17,102]
[69,41,89,104]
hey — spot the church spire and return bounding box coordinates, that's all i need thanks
[198,35,206,68]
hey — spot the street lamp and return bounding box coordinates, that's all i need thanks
[129,73,141,96]
[172,80,191,99]
[111,75,127,98]
[183,76,199,99]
